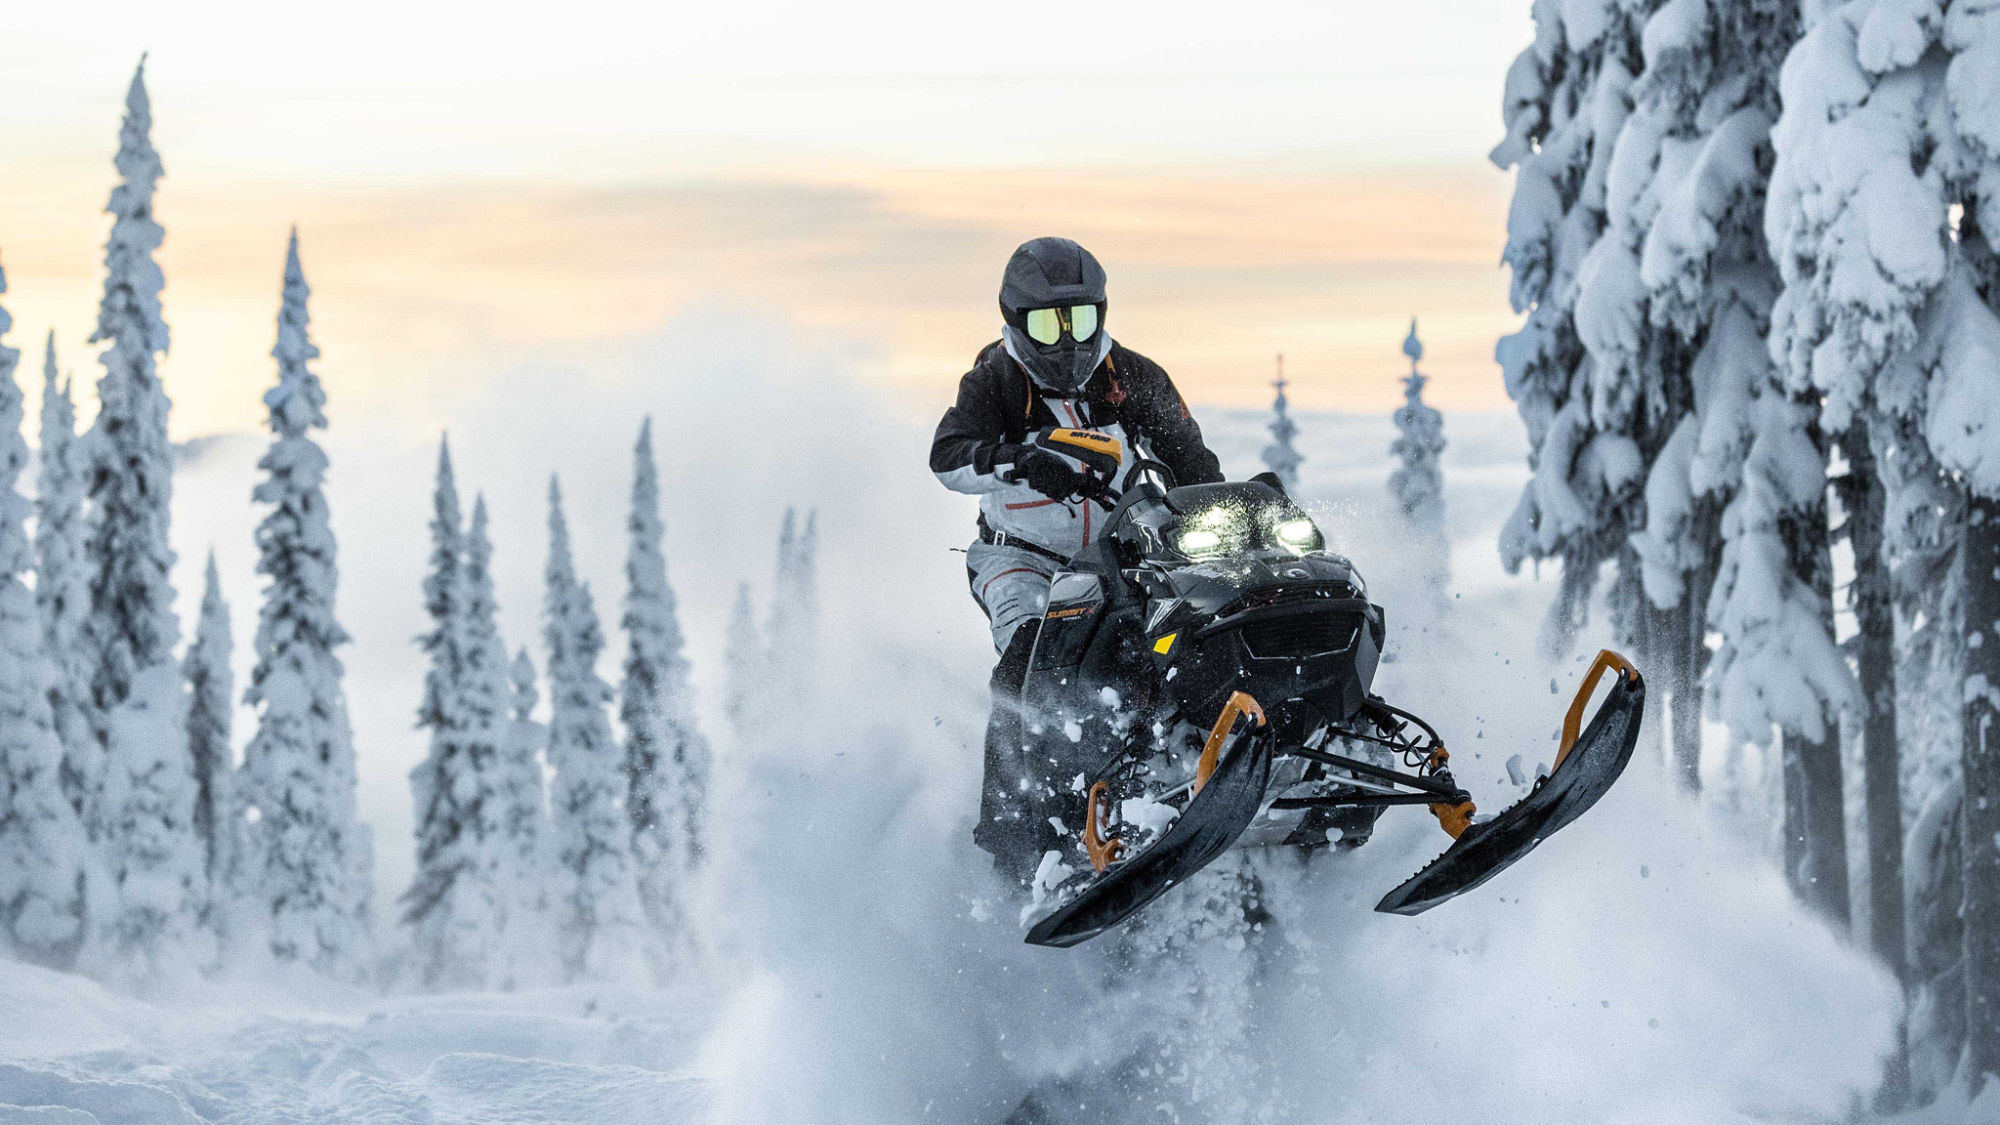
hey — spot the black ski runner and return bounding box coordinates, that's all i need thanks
[1025,723,1275,948]
[1375,657,1645,915]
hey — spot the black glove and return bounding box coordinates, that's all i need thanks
[1009,446,1086,501]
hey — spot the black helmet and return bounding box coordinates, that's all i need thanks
[999,237,1109,393]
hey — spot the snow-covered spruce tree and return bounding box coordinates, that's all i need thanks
[81,57,180,745]
[1763,0,1939,1012]
[1720,0,1908,998]
[1760,0,2000,1086]
[33,334,90,806]
[184,553,233,887]
[1573,0,1801,797]
[723,583,767,741]
[1493,0,1653,658]
[1922,7,2000,1089]
[1389,320,1449,608]
[455,496,514,957]
[401,442,501,988]
[1260,356,1303,493]
[495,648,552,989]
[79,64,205,980]
[766,508,820,708]
[0,266,87,969]
[621,418,711,946]
[544,477,646,981]
[238,232,372,978]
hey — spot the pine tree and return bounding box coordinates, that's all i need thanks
[1566,0,1802,797]
[1493,0,1650,657]
[0,264,87,968]
[33,334,89,807]
[1890,9,2000,1095]
[1259,355,1302,493]
[79,61,203,979]
[81,56,180,743]
[495,648,552,989]
[723,583,767,741]
[1389,320,1449,607]
[621,419,710,945]
[544,477,646,981]
[766,509,820,708]
[238,232,371,977]
[457,494,513,954]
[402,442,501,988]
[1760,0,2000,1089]
[184,553,233,886]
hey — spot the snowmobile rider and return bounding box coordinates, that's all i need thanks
[931,236,1223,884]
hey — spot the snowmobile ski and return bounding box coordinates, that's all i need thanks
[1374,649,1645,916]
[1025,694,1275,948]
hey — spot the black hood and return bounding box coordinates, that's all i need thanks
[998,237,1109,393]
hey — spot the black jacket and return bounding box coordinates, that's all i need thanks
[930,340,1223,494]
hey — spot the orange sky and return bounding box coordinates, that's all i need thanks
[2,163,1518,437]
[2,3,1528,436]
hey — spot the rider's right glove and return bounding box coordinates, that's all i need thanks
[1009,446,1087,501]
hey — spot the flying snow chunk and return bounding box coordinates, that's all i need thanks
[1022,851,1077,926]
[1120,795,1180,837]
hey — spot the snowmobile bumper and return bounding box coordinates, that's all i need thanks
[1374,649,1644,916]
[1026,694,1274,947]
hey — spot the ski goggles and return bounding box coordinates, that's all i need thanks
[1023,304,1101,346]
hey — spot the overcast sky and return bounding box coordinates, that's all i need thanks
[5,1,1529,435]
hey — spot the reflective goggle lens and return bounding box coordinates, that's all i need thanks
[1023,305,1100,346]
[1025,307,1063,345]
[1069,304,1097,341]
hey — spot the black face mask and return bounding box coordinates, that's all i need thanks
[999,237,1109,393]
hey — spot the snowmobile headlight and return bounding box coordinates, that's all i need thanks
[1176,506,1247,557]
[1273,517,1322,553]
[1175,527,1224,557]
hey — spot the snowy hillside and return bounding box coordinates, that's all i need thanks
[0,370,1915,1122]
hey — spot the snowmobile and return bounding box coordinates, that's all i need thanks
[1006,428,1646,948]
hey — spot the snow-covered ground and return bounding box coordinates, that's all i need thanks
[0,958,713,1123]
[7,335,1909,1122]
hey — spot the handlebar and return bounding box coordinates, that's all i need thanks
[1027,429,1180,514]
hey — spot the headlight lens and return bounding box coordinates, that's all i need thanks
[1176,527,1223,556]
[1273,517,1322,553]
[1175,505,1246,558]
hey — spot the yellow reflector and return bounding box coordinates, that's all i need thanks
[1153,633,1177,655]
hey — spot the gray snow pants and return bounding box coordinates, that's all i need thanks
[965,539,1060,652]
[966,539,1064,881]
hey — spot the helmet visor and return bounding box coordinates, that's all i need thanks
[1023,304,1102,346]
